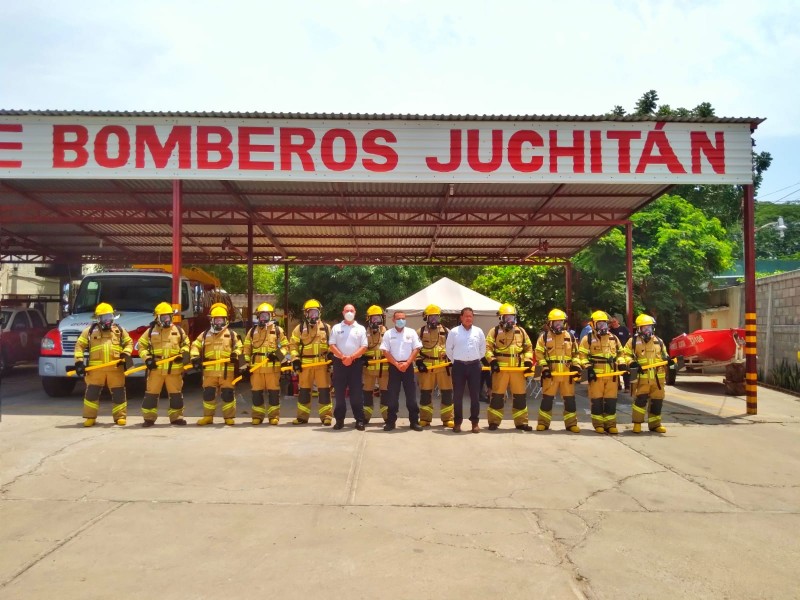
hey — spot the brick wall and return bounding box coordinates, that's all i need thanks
[752,270,800,377]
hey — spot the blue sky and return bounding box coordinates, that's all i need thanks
[1,0,797,202]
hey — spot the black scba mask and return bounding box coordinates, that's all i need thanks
[257,312,271,327]
[550,320,564,334]
[98,314,114,330]
[501,315,515,331]
[427,316,440,329]
[639,325,654,341]
[306,309,320,325]
[369,316,382,331]
[211,317,227,332]
[158,315,172,328]
[595,321,609,336]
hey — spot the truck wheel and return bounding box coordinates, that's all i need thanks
[0,350,11,375]
[42,377,77,397]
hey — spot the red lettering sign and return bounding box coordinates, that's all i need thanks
[52,125,89,168]
[0,124,23,168]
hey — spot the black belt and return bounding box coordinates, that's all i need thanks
[454,359,480,365]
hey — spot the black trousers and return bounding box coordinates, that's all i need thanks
[332,358,365,422]
[386,364,419,425]
[451,360,482,424]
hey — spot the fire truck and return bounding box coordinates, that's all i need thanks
[39,265,233,397]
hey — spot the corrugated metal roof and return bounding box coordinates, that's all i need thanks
[0,109,765,125]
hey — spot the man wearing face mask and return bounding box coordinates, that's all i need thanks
[138,302,191,427]
[243,302,288,426]
[380,311,423,432]
[484,303,534,431]
[361,305,390,424]
[191,303,243,426]
[623,314,673,434]
[329,304,368,430]
[289,299,333,425]
[535,308,583,433]
[73,302,133,427]
[417,304,454,428]
[578,310,626,434]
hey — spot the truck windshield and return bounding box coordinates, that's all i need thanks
[73,276,185,314]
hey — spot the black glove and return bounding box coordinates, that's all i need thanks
[229,355,240,376]
[587,366,597,382]
[267,351,278,362]
[523,359,533,373]
[480,357,490,367]
[490,359,501,374]
[74,361,86,377]
[120,352,134,371]
[415,359,428,373]
[572,365,583,382]
[541,367,552,380]
[326,352,335,361]
[629,360,641,371]
[617,363,629,373]
[145,357,157,371]
[667,357,676,369]
[191,356,202,370]
[292,359,302,373]
[179,351,190,365]
[361,355,371,366]
[239,366,250,382]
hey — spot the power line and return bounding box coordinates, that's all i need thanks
[757,180,800,199]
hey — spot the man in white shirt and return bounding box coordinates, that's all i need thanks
[445,307,486,433]
[329,304,368,430]
[380,311,423,432]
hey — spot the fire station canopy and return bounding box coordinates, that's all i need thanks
[0,111,762,267]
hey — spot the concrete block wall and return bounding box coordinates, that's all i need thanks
[754,270,800,378]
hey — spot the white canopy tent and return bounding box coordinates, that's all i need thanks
[386,277,503,334]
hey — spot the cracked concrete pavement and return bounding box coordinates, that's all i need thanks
[1,366,799,599]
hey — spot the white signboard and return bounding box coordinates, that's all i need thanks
[0,116,754,183]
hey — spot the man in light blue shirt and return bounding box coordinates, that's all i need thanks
[329,303,368,430]
[380,311,423,432]
[445,307,486,433]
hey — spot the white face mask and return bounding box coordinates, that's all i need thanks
[344,311,355,322]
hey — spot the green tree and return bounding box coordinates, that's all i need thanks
[279,265,430,322]
[754,202,800,259]
[192,264,276,294]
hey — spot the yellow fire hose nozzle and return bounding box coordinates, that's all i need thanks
[368,358,388,365]
[183,357,231,371]
[426,362,452,371]
[298,360,332,369]
[639,360,669,371]
[594,370,628,379]
[124,355,179,376]
[67,359,122,377]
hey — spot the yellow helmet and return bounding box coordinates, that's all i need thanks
[210,302,228,313]
[154,302,174,316]
[303,299,322,311]
[498,303,516,316]
[635,314,656,327]
[548,308,567,321]
[94,302,114,317]
[423,304,441,317]
[366,305,384,317]
[210,305,229,318]
[591,310,609,327]
[255,302,274,314]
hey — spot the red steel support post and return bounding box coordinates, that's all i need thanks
[247,221,254,328]
[743,184,758,414]
[564,262,572,325]
[171,180,182,322]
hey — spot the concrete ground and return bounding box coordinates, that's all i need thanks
[1,366,799,600]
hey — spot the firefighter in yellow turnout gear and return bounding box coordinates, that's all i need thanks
[416,304,454,427]
[623,314,672,433]
[578,310,626,434]
[485,303,534,431]
[535,308,583,432]
[361,305,389,423]
[190,304,243,426]
[74,302,133,427]
[138,302,191,426]
[243,303,288,425]
[289,299,333,425]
